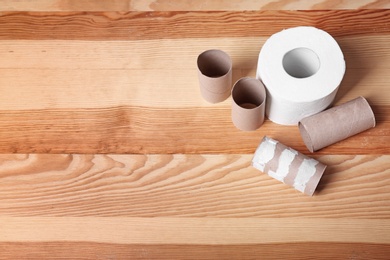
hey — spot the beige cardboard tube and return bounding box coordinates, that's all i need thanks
[231,77,266,131]
[197,49,232,103]
[252,136,327,196]
[299,96,376,152]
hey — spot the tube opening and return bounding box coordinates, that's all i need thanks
[197,50,231,78]
[232,78,266,109]
[298,122,314,153]
[283,47,320,78]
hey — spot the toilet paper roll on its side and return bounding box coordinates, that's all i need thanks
[256,26,346,125]
[252,136,327,196]
[299,96,376,152]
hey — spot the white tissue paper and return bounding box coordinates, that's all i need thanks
[256,26,346,125]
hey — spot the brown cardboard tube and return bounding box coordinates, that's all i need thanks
[299,96,376,152]
[199,86,231,104]
[197,49,232,103]
[231,77,266,131]
[252,136,327,196]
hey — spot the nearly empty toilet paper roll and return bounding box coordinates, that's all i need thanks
[256,26,346,125]
[252,136,327,196]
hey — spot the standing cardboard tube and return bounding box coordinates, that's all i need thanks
[299,96,376,152]
[231,77,266,131]
[197,49,232,103]
[252,136,327,196]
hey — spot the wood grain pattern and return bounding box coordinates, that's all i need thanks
[1,2,390,258]
[0,10,389,40]
[1,217,390,243]
[0,106,388,154]
[0,154,388,217]
[1,36,389,70]
[0,0,389,11]
[0,36,389,154]
[1,242,390,260]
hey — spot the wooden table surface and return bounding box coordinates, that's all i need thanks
[0,1,389,259]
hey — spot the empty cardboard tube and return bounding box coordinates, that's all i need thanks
[252,136,327,196]
[231,77,266,131]
[197,49,232,103]
[299,96,376,152]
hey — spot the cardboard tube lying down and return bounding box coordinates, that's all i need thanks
[197,49,232,103]
[252,136,327,196]
[299,96,376,152]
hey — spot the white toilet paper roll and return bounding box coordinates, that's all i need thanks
[256,26,346,125]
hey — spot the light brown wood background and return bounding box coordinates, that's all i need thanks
[0,0,389,259]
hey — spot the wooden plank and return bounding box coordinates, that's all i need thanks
[0,0,389,11]
[0,106,387,154]
[1,67,389,109]
[1,242,390,260]
[0,36,389,70]
[1,217,390,244]
[0,10,389,40]
[0,154,389,217]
